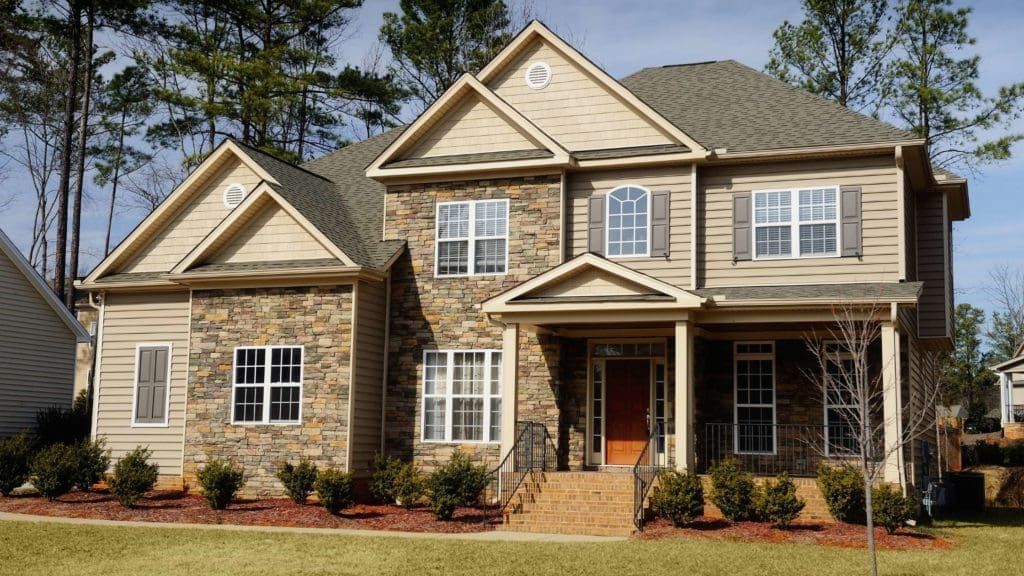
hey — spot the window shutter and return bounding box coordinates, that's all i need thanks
[840,186,862,257]
[732,192,752,261]
[588,194,606,255]
[650,191,670,257]
[150,348,168,421]
[135,347,169,424]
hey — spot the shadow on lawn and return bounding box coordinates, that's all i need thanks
[934,508,1024,529]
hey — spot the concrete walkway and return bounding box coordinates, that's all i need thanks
[0,511,626,543]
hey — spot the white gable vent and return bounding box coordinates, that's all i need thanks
[524,62,552,90]
[223,183,247,209]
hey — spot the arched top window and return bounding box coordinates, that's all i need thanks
[607,186,650,257]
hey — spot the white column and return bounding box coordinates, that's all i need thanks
[881,321,904,485]
[500,322,520,458]
[674,320,695,472]
[1000,372,1010,425]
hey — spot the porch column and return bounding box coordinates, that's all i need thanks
[674,319,695,471]
[1000,372,1010,425]
[500,322,520,458]
[881,321,904,485]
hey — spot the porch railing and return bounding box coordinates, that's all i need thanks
[633,422,665,531]
[1011,405,1024,423]
[482,421,556,526]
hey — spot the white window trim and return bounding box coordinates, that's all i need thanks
[751,186,841,261]
[130,342,173,428]
[434,198,510,278]
[733,341,777,455]
[823,342,860,458]
[605,185,652,259]
[230,345,304,426]
[420,349,502,444]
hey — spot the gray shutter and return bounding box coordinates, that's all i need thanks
[650,191,670,257]
[588,194,606,255]
[135,347,169,423]
[840,186,862,257]
[732,192,752,261]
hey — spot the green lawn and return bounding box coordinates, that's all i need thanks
[1,512,1021,576]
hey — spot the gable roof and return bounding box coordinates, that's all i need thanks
[620,61,919,154]
[0,228,90,342]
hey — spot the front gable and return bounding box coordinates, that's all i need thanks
[404,92,542,160]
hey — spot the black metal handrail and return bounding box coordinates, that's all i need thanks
[1011,405,1024,423]
[632,422,664,531]
[482,421,556,526]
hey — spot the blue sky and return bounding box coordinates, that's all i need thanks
[1,0,1021,316]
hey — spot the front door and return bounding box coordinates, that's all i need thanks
[604,359,651,465]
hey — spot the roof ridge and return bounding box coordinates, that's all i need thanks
[226,137,336,183]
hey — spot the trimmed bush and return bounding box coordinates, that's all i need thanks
[0,432,34,496]
[649,470,704,527]
[369,454,405,504]
[108,446,159,507]
[872,484,916,534]
[754,473,805,528]
[709,459,755,521]
[428,450,490,520]
[73,438,110,492]
[1003,441,1024,466]
[34,405,89,447]
[393,463,426,508]
[816,464,866,523]
[196,459,245,510]
[277,460,318,504]
[30,443,78,500]
[315,469,354,514]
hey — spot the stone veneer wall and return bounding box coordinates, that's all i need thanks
[384,175,562,470]
[184,286,353,495]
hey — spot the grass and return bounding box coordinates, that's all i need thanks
[0,511,1021,576]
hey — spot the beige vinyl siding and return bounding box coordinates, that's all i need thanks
[1013,384,1024,405]
[406,96,537,159]
[488,39,672,151]
[916,192,948,338]
[122,159,260,273]
[700,156,901,287]
[0,253,76,436]
[209,203,334,264]
[904,173,918,282]
[349,280,387,478]
[567,166,691,288]
[535,267,656,298]
[95,291,189,475]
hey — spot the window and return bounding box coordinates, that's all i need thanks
[753,187,839,259]
[422,350,502,443]
[133,344,171,427]
[734,342,775,454]
[436,199,508,276]
[607,186,650,257]
[231,346,303,424]
[824,345,860,456]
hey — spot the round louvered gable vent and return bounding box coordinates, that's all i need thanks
[223,183,247,209]
[524,62,552,89]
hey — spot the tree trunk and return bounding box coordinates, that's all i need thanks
[54,6,83,302]
[68,4,95,309]
[104,110,127,257]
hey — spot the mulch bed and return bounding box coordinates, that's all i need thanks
[638,516,954,550]
[0,489,497,533]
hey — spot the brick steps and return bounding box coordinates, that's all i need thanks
[497,471,637,537]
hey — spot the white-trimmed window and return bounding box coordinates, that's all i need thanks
[824,344,860,456]
[231,346,303,424]
[132,344,171,427]
[734,342,775,454]
[607,186,650,257]
[753,186,839,259]
[422,350,502,443]
[436,199,508,276]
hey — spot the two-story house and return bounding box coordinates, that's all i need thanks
[81,22,968,534]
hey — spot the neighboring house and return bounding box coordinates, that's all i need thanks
[81,22,967,531]
[0,228,91,437]
[993,342,1024,431]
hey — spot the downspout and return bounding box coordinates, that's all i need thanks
[559,170,567,263]
[380,269,392,455]
[85,291,104,440]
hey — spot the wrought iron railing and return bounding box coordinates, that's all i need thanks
[633,422,665,531]
[482,421,556,526]
[1011,405,1024,423]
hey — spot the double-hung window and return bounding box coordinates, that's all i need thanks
[824,344,860,456]
[753,186,839,259]
[422,350,502,443]
[232,346,303,425]
[607,186,650,257]
[734,342,775,454]
[436,199,508,276]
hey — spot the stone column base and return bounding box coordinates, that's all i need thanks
[1005,422,1024,440]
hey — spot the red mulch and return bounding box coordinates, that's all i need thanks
[0,489,497,533]
[638,516,953,550]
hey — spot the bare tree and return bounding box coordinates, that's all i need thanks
[985,265,1024,363]
[120,155,184,213]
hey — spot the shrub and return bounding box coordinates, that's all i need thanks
[872,484,916,534]
[753,473,805,528]
[34,405,89,447]
[1002,441,1024,466]
[30,443,78,500]
[277,460,318,504]
[315,469,354,514]
[393,463,426,508]
[709,459,755,521]
[427,450,490,520]
[73,438,110,491]
[0,432,34,496]
[649,470,704,527]
[995,467,1024,509]
[369,454,405,503]
[817,464,866,523]
[108,446,159,507]
[196,459,245,510]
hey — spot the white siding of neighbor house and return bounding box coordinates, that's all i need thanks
[208,202,334,264]
[349,280,387,478]
[405,96,538,159]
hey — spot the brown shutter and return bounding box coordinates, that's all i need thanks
[135,347,169,424]
[840,186,862,257]
[588,194,606,255]
[732,192,752,261]
[650,191,670,257]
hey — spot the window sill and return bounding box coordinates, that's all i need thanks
[420,439,500,445]
[131,422,169,429]
[230,421,303,427]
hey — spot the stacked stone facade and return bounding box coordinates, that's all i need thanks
[184,286,353,495]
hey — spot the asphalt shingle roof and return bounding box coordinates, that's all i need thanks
[695,282,924,303]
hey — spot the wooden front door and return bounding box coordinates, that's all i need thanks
[604,359,651,465]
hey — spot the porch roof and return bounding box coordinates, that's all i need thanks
[695,282,923,306]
